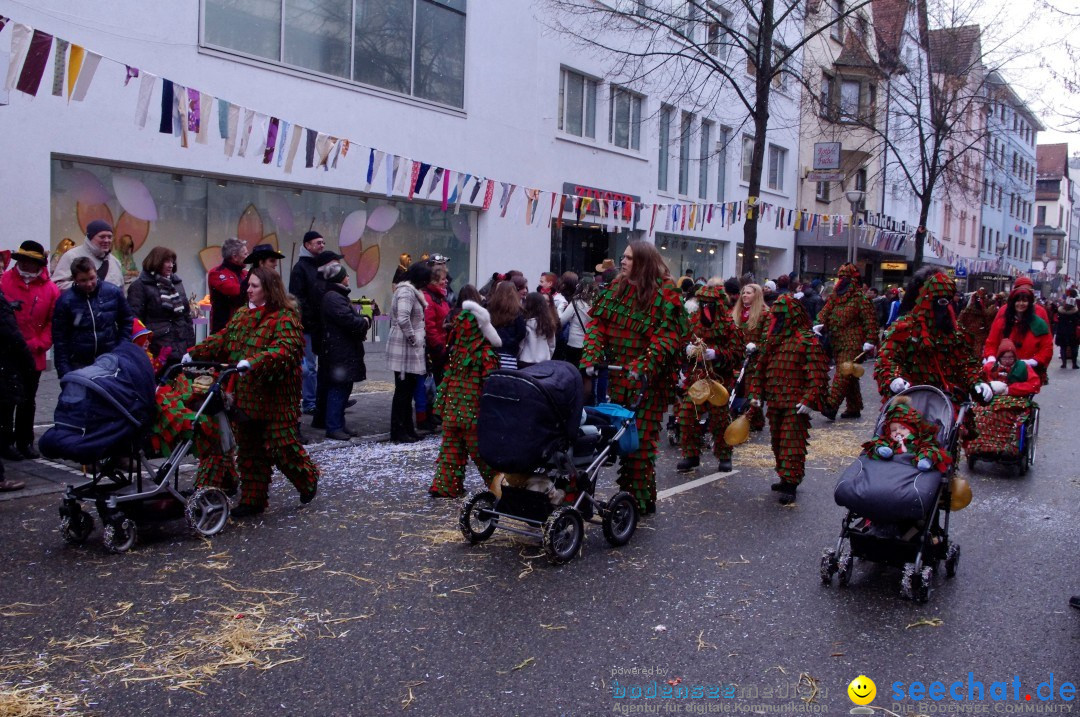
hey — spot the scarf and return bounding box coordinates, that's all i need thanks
[156,273,185,315]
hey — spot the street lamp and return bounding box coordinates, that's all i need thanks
[844,189,865,263]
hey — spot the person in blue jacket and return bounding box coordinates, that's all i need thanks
[52,256,135,378]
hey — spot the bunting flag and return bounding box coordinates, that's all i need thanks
[451,172,470,213]
[69,51,100,102]
[15,29,52,97]
[441,169,452,212]
[499,183,517,218]
[275,120,289,166]
[224,103,240,156]
[304,128,316,168]
[263,117,279,164]
[5,24,32,92]
[284,123,302,173]
[186,88,201,136]
[649,204,658,236]
[237,108,255,157]
[51,38,68,97]
[134,72,155,127]
[65,42,85,99]
[218,99,230,139]
[427,167,445,197]
[547,192,560,227]
[481,179,495,211]
[176,85,190,148]
[408,161,421,199]
[196,91,210,143]
[124,65,139,86]
[384,152,395,197]
[158,78,174,134]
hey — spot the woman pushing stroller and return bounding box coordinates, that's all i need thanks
[962,339,1041,462]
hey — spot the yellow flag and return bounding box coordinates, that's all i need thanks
[67,45,85,100]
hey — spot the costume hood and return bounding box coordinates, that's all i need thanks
[461,300,502,347]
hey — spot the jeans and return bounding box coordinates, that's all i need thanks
[0,369,41,448]
[391,372,421,438]
[301,334,318,412]
[413,373,428,415]
[325,382,353,433]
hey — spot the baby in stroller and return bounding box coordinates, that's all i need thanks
[862,399,951,473]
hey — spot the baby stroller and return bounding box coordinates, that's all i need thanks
[42,345,245,553]
[460,361,640,564]
[965,397,1040,477]
[821,386,971,602]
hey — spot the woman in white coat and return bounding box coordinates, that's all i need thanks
[386,263,431,443]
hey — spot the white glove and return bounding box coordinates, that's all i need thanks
[685,344,698,358]
[796,403,813,415]
[989,380,1008,395]
[627,369,641,382]
[749,398,762,408]
[973,382,993,402]
[181,353,193,365]
[1022,358,1038,367]
[584,366,598,378]
[982,355,996,366]
[793,291,804,300]
[703,348,716,361]
[745,342,757,354]
[237,359,252,372]
[862,342,875,353]
[889,377,910,394]
[812,324,824,336]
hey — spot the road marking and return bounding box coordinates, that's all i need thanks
[657,470,737,499]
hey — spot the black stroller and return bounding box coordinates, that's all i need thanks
[459,361,639,564]
[42,345,245,553]
[820,386,971,602]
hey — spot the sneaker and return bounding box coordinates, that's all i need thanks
[0,479,25,492]
[343,425,360,437]
[676,456,700,472]
[0,445,23,462]
[230,504,265,518]
[325,430,352,441]
[17,444,40,460]
[299,485,317,505]
[717,458,733,472]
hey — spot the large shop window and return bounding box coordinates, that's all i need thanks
[202,0,467,108]
[50,159,475,313]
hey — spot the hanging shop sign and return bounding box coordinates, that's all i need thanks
[561,183,640,217]
[880,262,908,271]
[813,142,842,170]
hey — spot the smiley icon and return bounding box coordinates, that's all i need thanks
[848,675,876,705]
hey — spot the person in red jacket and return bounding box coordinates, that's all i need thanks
[0,241,60,460]
[982,275,1052,386]
[963,339,1040,459]
[417,264,451,431]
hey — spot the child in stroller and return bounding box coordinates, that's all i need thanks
[460,361,639,564]
[964,338,1041,475]
[824,386,971,602]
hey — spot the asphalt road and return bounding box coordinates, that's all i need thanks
[0,364,1077,716]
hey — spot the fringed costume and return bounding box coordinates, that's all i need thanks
[818,264,878,419]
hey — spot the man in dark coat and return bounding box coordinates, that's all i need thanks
[318,264,370,440]
[52,257,135,378]
[289,231,326,414]
[0,286,34,489]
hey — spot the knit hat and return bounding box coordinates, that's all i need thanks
[763,280,777,292]
[315,250,343,268]
[302,230,324,245]
[86,220,113,240]
[996,338,1017,360]
[320,263,348,284]
[12,240,47,265]
[1009,275,1034,299]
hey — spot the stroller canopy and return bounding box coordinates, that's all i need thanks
[40,343,157,463]
[875,386,955,446]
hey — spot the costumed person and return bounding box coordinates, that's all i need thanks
[746,294,829,505]
[580,241,687,515]
[186,267,318,517]
[731,282,768,431]
[428,287,502,498]
[676,283,744,473]
[1054,289,1079,368]
[962,338,1041,460]
[863,399,951,473]
[957,288,999,360]
[816,263,879,420]
[982,276,1052,386]
[875,272,990,406]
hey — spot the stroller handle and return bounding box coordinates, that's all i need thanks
[160,361,249,385]
[599,364,648,411]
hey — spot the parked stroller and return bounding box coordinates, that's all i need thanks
[460,361,640,564]
[964,397,1040,477]
[821,386,971,602]
[42,345,245,553]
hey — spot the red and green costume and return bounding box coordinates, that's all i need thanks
[963,341,1041,457]
[747,294,829,487]
[957,289,998,361]
[581,276,688,512]
[677,285,745,463]
[862,401,951,472]
[818,264,878,416]
[189,305,318,510]
[875,272,981,404]
[430,301,501,497]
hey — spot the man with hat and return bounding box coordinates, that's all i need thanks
[595,258,617,287]
[0,241,58,462]
[52,220,126,291]
[208,237,249,334]
[289,230,328,415]
[240,243,286,295]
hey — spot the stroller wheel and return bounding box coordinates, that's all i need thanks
[601,491,638,547]
[819,549,837,585]
[836,553,853,587]
[186,488,230,537]
[60,510,94,545]
[459,491,498,544]
[103,518,137,554]
[945,543,960,578]
[915,565,934,603]
[900,563,916,600]
[543,506,584,564]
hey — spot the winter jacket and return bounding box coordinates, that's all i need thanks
[208,260,247,334]
[799,288,825,323]
[981,360,1040,397]
[982,307,1053,368]
[52,241,126,291]
[494,315,527,359]
[386,282,427,375]
[558,298,592,350]
[0,289,35,403]
[423,283,451,354]
[519,317,556,364]
[1054,304,1079,347]
[1,266,60,372]
[52,281,135,377]
[288,252,322,336]
[320,283,370,384]
[127,270,195,362]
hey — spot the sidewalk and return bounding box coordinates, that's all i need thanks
[0,342,400,502]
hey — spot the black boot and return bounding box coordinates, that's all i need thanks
[676,456,700,472]
[717,458,733,472]
[820,404,837,421]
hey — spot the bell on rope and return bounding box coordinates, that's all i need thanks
[687,379,712,405]
[724,413,751,446]
[706,380,730,407]
[852,364,866,378]
[949,476,973,511]
[838,361,856,376]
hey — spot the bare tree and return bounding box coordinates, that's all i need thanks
[540,0,870,279]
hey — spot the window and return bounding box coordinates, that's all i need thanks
[658,105,672,191]
[716,127,729,201]
[699,121,712,199]
[772,44,789,89]
[203,0,468,108]
[839,80,860,122]
[559,68,597,139]
[855,167,867,192]
[609,86,642,150]
[767,144,787,192]
[830,0,845,41]
[741,135,754,183]
[816,181,831,202]
[706,3,732,60]
[682,1,700,39]
[746,24,760,76]
[820,72,835,118]
[679,112,693,195]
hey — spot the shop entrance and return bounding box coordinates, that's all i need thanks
[551,223,620,276]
